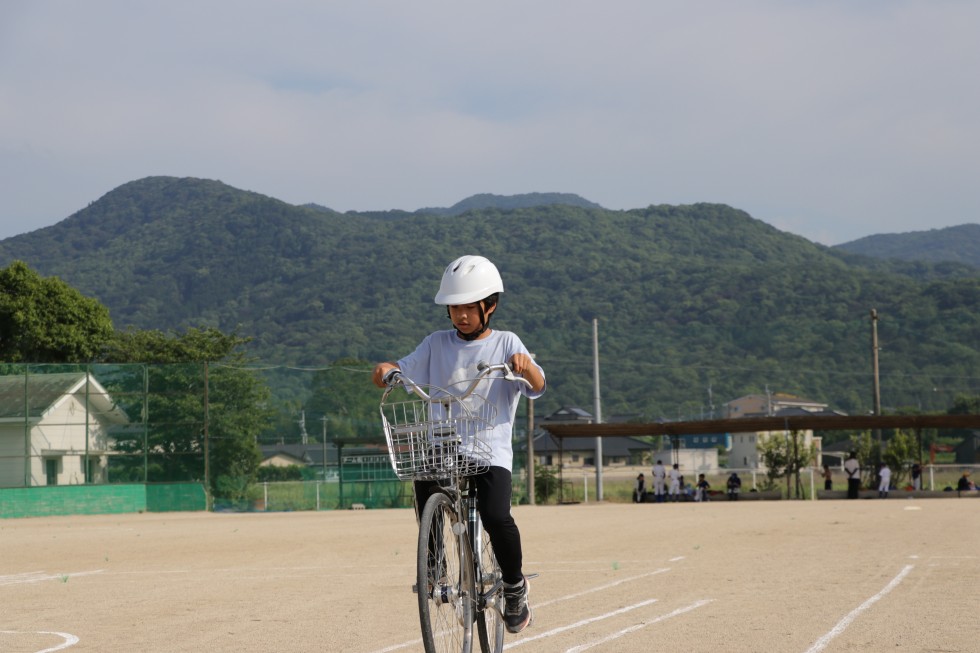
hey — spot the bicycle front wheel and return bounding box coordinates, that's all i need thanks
[418,491,475,653]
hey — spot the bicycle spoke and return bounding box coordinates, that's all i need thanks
[475,527,505,653]
[418,493,474,653]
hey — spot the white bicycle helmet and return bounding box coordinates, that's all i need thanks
[434,255,504,305]
[434,255,504,340]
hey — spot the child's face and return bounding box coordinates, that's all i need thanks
[448,302,495,336]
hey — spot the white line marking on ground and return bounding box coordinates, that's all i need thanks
[0,570,104,586]
[503,598,659,649]
[35,632,79,653]
[367,568,672,653]
[370,635,423,653]
[803,565,914,653]
[535,568,670,609]
[0,631,79,653]
[563,599,714,653]
[0,571,46,584]
[668,556,686,562]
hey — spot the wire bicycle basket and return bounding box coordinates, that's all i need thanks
[380,384,497,481]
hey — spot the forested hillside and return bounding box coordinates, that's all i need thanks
[2,176,979,421]
[835,224,980,268]
[418,192,603,216]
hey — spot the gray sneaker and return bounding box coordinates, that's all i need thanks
[503,577,531,634]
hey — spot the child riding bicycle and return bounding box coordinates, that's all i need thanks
[372,254,546,634]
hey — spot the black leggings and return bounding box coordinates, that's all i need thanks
[414,466,523,585]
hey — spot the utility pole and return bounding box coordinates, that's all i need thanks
[203,362,210,497]
[527,353,536,505]
[320,416,328,481]
[871,308,882,453]
[298,410,309,445]
[593,318,603,502]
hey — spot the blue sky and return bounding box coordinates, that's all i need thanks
[1,1,978,244]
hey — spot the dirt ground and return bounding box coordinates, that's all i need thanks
[1,498,977,653]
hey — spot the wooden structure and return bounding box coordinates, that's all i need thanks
[541,414,980,439]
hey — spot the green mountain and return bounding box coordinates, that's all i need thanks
[835,224,980,268]
[301,191,601,218]
[2,176,978,421]
[419,192,603,216]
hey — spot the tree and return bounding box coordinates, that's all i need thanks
[948,394,980,414]
[757,430,816,498]
[881,429,917,489]
[0,261,113,362]
[103,327,271,499]
[257,464,304,482]
[104,326,248,363]
[534,466,560,504]
[757,435,789,492]
[305,358,380,441]
[848,431,881,489]
[784,430,818,499]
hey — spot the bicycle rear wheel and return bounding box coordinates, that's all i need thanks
[475,528,505,653]
[418,491,475,653]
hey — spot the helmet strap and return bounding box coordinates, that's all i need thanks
[447,300,494,341]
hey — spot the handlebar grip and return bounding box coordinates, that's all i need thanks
[382,368,402,386]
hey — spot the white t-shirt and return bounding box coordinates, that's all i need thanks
[396,329,545,471]
[652,464,666,479]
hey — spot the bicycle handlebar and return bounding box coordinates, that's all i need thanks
[383,360,531,401]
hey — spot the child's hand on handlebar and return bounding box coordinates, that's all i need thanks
[508,353,544,393]
[373,362,399,388]
[508,353,533,376]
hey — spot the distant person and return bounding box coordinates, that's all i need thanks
[651,459,667,503]
[695,473,710,502]
[877,462,891,498]
[911,462,922,491]
[668,464,682,502]
[822,465,833,491]
[956,472,973,496]
[726,472,742,500]
[634,473,646,503]
[844,452,861,499]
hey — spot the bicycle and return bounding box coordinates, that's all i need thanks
[380,361,530,653]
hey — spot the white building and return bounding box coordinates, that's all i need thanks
[0,372,128,487]
[725,393,838,470]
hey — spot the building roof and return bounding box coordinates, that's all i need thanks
[771,406,847,418]
[517,433,653,456]
[727,392,826,406]
[725,392,836,418]
[0,372,128,423]
[541,406,595,423]
[540,406,643,425]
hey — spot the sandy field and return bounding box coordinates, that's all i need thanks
[1,498,977,653]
